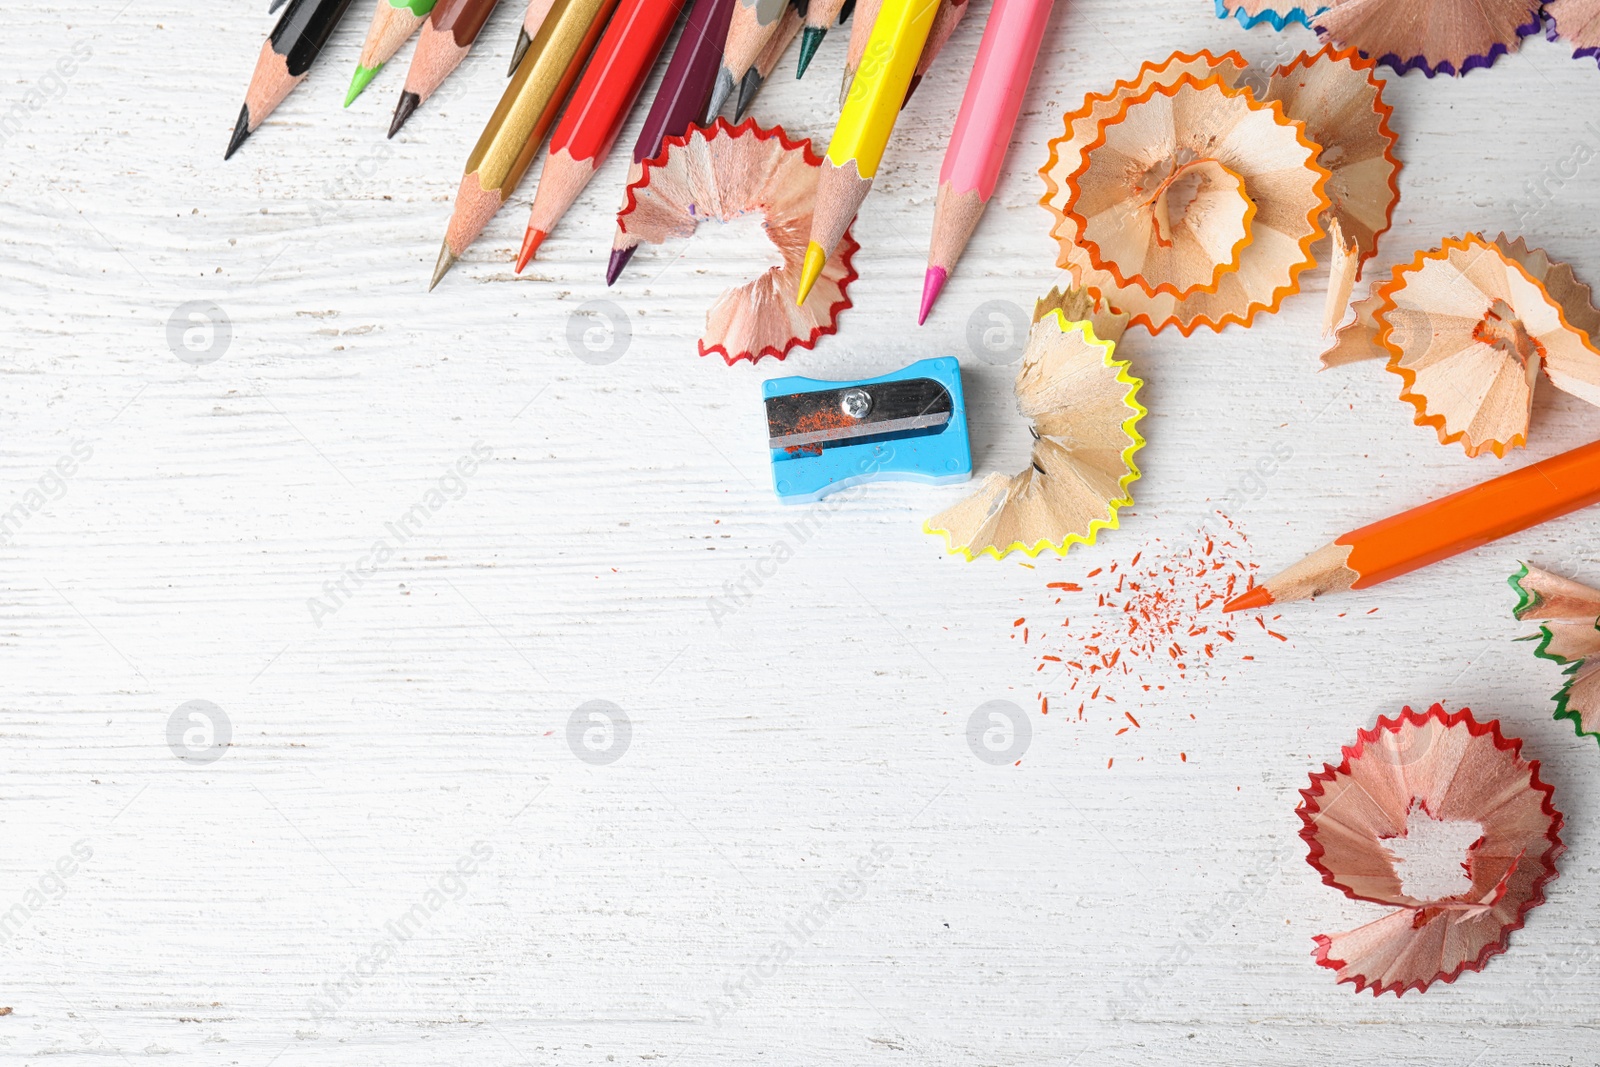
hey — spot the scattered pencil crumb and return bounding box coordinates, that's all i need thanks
[1026,516,1269,745]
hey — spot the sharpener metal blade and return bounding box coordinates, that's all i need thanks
[765,378,953,450]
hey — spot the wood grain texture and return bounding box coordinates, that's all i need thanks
[4,1,1600,1063]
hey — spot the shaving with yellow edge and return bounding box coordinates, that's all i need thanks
[925,293,1146,560]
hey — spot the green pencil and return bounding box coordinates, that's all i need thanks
[347,0,437,105]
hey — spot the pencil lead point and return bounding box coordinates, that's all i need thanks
[734,69,762,120]
[838,68,854,111]
[902,74,922,108]
[429,241,457,291]
[606,244,636,287]
[515,229,546,273]
[508,28,531,75]
[224,104,252,160]
[796,28,826,77]
[796,242,826,306]
[388,91,421,138]
[918,267,947,325]
[345,64,381,107]
[704,68,734,124]
[1222,586,1274,613]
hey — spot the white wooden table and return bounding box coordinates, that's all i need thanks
[4,1,1600,1062]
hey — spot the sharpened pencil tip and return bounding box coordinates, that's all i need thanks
[796,242,826,306]
[1223,585,1274,613]
[838,67,854,111]
[918,267,947,325]
[429,241,457,291]
[796,27,825,78]
[224,103,252,160]
[606,244,635,287]
[704,68,734,124]
[345,63,381,107]
[902,74,922,107]
[514,229,546,273]
[388,91,421,138]
[508,28,531,75]
[734,69,762,120]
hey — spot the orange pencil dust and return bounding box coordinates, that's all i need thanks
[1020,514,1280,733]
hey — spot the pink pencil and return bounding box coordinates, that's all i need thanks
[919,0,1054,324]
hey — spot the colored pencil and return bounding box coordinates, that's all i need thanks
[904,0,967,103]
[347,0,438,105]
[1224,438,1600,612]
[737,0,801,116]
[796,0,847,77]
[797,0,937,305]
[919,0,1052,323]
[837,0,882,109]
[390,0,503,136]
[705,0,787,120]
[508,0,558,72]
[430,0,619,289]
[515,0,688,270]
[270,0,289,11]
[605,0,737,285]
[226,0,357,160]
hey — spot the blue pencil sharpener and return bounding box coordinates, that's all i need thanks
[762,356,972,504]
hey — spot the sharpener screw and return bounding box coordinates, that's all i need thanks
[840,389,872,419]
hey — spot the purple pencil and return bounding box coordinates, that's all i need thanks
[605,0,736,285]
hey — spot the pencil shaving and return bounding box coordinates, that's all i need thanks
[1377,233,1600,457]
[1492,233,1600,341]
[1300,704,1563,997]
[1262,46,1400,272]
[1511,562,1600,743]
[1033,285,1130,346]
[1213,0,1325,29]
[1323,219,1359,337]
[1311,0,1541,75]
[1040,54,1329,335]
[1546,0,1600,61]
[924,303,1145,560]
[616,118,857,365]
[1320,291,1385,367]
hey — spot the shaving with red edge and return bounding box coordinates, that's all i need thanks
[615,118,857,366]
[1299,704,1564,996]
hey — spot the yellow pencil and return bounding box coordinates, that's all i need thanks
[796,0,937,305]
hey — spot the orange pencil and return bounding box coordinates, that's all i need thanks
[515,0,688,268]
[1225,438,1600,611]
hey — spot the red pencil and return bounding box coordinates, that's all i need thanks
[515,0,688,268]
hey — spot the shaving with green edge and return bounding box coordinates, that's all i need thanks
[1510,562,1600,744]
